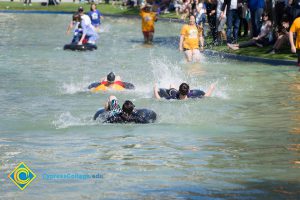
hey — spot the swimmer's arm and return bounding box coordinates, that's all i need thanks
[179,35,184,51]
[204,83,216,97]
[66,21,73,35]
[88,82,101,89]
[154,84,161,99]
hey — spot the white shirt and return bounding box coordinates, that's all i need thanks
[230,0,237,10]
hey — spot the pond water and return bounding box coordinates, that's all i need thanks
[0,13,299,199]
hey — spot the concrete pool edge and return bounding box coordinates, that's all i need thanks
[203,50,296,66]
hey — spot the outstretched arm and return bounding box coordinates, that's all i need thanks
[66,21,73,35]
[154,84,161,99]
[289,31,296,53]
[205,83,216,97]
[88,82,101,89]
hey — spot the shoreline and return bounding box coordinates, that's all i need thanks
[0,9,296,66]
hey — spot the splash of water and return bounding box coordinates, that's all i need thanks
[59,77,91,94]
[52,112,96,129]
[150,56,186,88]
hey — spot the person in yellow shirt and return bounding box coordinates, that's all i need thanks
[289,16,300,66]
[179,15,201,62]
[140,4,157,44]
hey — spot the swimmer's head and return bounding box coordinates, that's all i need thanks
[72,12,80,22]
[122,100,135,115]
[107,72,115,83]
[179,83,190,96]
[78,6,84,13]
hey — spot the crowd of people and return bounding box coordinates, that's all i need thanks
[138,0,300,65]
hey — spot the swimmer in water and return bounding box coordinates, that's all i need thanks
[104,95,122,118]
[88,72,122,89]
[105,100,149,123]
[154,82,216,100]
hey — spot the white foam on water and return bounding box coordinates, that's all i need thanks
[59,78,91,94]
[99,23,111,33]
[52,112,96,129]
[150,56,186,88]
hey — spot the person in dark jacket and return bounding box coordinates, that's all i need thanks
[206,0,218,44]
[220,0,243,44]
[248,0,265,37]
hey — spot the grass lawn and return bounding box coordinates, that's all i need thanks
[209,40,296,61]
[0,2,295,61]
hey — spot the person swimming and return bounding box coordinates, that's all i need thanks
[96,99,156,123]
[154,82,216,100]
[88,72,135,91]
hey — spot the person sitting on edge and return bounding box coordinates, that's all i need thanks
[140,4,158,44]
[105,100,147,123]
[154,82,216,100]
[77,6,98,45]
[88,72,122,89]
[227,12,272,50]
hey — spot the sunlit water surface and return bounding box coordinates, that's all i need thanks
[0,13,299,200]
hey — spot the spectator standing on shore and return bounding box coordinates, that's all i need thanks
[206,0,218,44]
[220,0,242,45]
[179,15,201,62]
[196,0,207,35]
[238,0,249,37]
[24,0,31,6]
[248,0,265,37]
[216,0,227,44]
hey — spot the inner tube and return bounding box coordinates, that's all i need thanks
[93,108,156,123]
[158,88,205,99]
[63,43,97,51]
[89,81,135,92]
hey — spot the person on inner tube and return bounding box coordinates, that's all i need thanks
[154,82,216,100]
[104,95,122,118]
[77,6,98,45]
[88,72,122,89]
[105,100,147,123]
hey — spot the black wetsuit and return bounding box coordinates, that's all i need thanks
[105,111,149,124]
[164,89,206,100]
